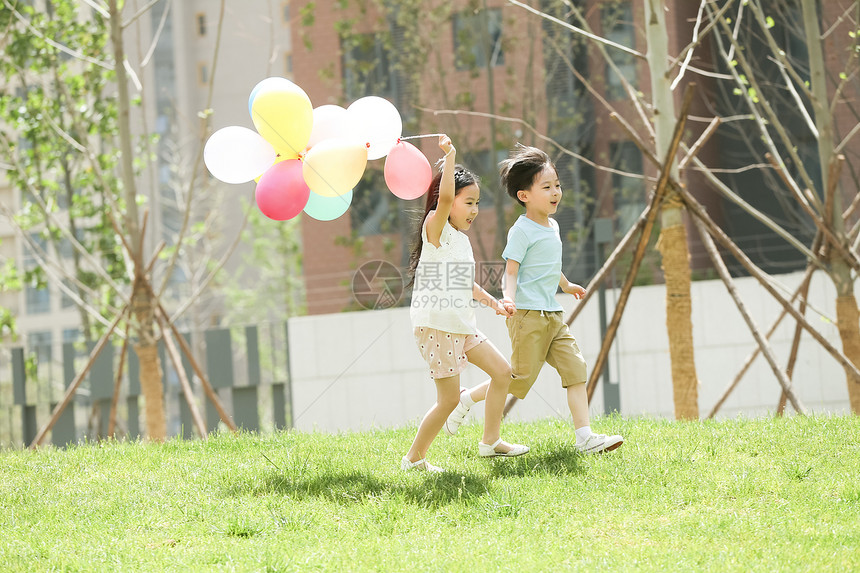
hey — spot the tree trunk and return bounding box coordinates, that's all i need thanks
[833,259,860,414]
[133,286,166,441]
[800,0,859,413]
[645,0,699,419]
[657,210,698,419]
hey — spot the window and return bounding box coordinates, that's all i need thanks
[196,13,206,36]
[453,8,504,71]
[342,33,393,101]
[610,141,644,233]
[602,2,637,100]
[197,63,209,85]
[25,285,50,314]
[282,1,290,24]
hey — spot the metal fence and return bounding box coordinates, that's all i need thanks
[0,322,293,448]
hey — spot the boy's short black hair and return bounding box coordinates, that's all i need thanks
[499,144,557,207]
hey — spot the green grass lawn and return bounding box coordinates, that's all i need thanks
[1,415,859,572]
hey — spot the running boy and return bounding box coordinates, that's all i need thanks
[482,144,623,454]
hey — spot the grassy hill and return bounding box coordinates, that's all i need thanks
[1,415,859,572]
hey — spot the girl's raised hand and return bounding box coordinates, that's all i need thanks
[439,135,454,157]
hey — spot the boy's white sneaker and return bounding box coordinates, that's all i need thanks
[401,456,444,472]
[444,390,471,435]
[575,433,623,454]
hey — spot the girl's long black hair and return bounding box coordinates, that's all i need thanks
[406,164,478,287]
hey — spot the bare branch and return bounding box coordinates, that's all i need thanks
[821,1,859,39]
[669,0,734,73]
[79,0,110,19]
[507,0,645,60]
[679,116,720,169]
[169,193,253,324]
[747,0,814,102]
[139,0,171,67]
[771,56,818,137]
[122,0,163,29]
[671,0,737,89]
[726,0,745,62]
[0,133,131,298]
[157,0,225,298]
[0,202,121,330]
[709,3,823,213]
[418,106,651,182]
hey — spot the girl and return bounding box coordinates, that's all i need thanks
[402,135,529,472]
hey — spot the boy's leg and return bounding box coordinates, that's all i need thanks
[566,382,590,429]
[547,316,623,453]
[405,374,461,463]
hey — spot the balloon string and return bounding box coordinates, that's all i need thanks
[399,133,446,141]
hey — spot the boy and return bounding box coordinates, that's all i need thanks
[483,144,623,454]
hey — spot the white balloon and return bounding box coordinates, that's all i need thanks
[346,96,402,160]
[308,105,358,149]
[204,126,277,184]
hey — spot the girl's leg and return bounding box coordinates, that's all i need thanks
[464,340,517,453]
[405,374,462,463]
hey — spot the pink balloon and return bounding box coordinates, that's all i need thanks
[384,141,431,200]
[255,159,310,220]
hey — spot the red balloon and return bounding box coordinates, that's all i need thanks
[255,159,310,220]
[384,141,431,200]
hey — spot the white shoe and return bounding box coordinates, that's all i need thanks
[444,389,471,435]
[401,456,444,472]
[575,433,623,454]
[478,438,530,458]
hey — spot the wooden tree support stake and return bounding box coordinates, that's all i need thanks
[157,311,208,438]
[107,335,130,437]
[706,264,816,419]
[29,305,129,448]
[585,83,697,401]
[692,217,807,414]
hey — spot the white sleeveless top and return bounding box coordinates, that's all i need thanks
[410,211,478,334]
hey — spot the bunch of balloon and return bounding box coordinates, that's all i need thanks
[203,77,434,222]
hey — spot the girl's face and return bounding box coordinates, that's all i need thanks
[519,165,561,219]
[448,184,480,231]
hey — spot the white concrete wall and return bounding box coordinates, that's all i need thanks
[287,270,852,432]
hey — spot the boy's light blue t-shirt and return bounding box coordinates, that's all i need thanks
[501,215,563,311]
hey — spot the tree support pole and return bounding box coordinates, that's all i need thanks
[692,217,807,413]
[107,335,129,437]
[157,311,208,438]
[157,301,237,432]
[29,305,128,448]
[586,84,697,401]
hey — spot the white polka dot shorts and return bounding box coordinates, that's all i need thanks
[413,326,487,379]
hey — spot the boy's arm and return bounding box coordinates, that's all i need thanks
[472,283,511,317]
[501,259,520,314]
[559,271,586,300]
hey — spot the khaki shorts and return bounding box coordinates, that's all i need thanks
[506,310,587,398]
[413,327,487,379]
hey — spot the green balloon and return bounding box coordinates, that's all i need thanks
[303,189,353,221]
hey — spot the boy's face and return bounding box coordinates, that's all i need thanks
[518,165,561,218]
[449,183,480,231]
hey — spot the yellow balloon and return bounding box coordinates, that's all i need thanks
[251,81,313,157]
[302,138,368,197]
